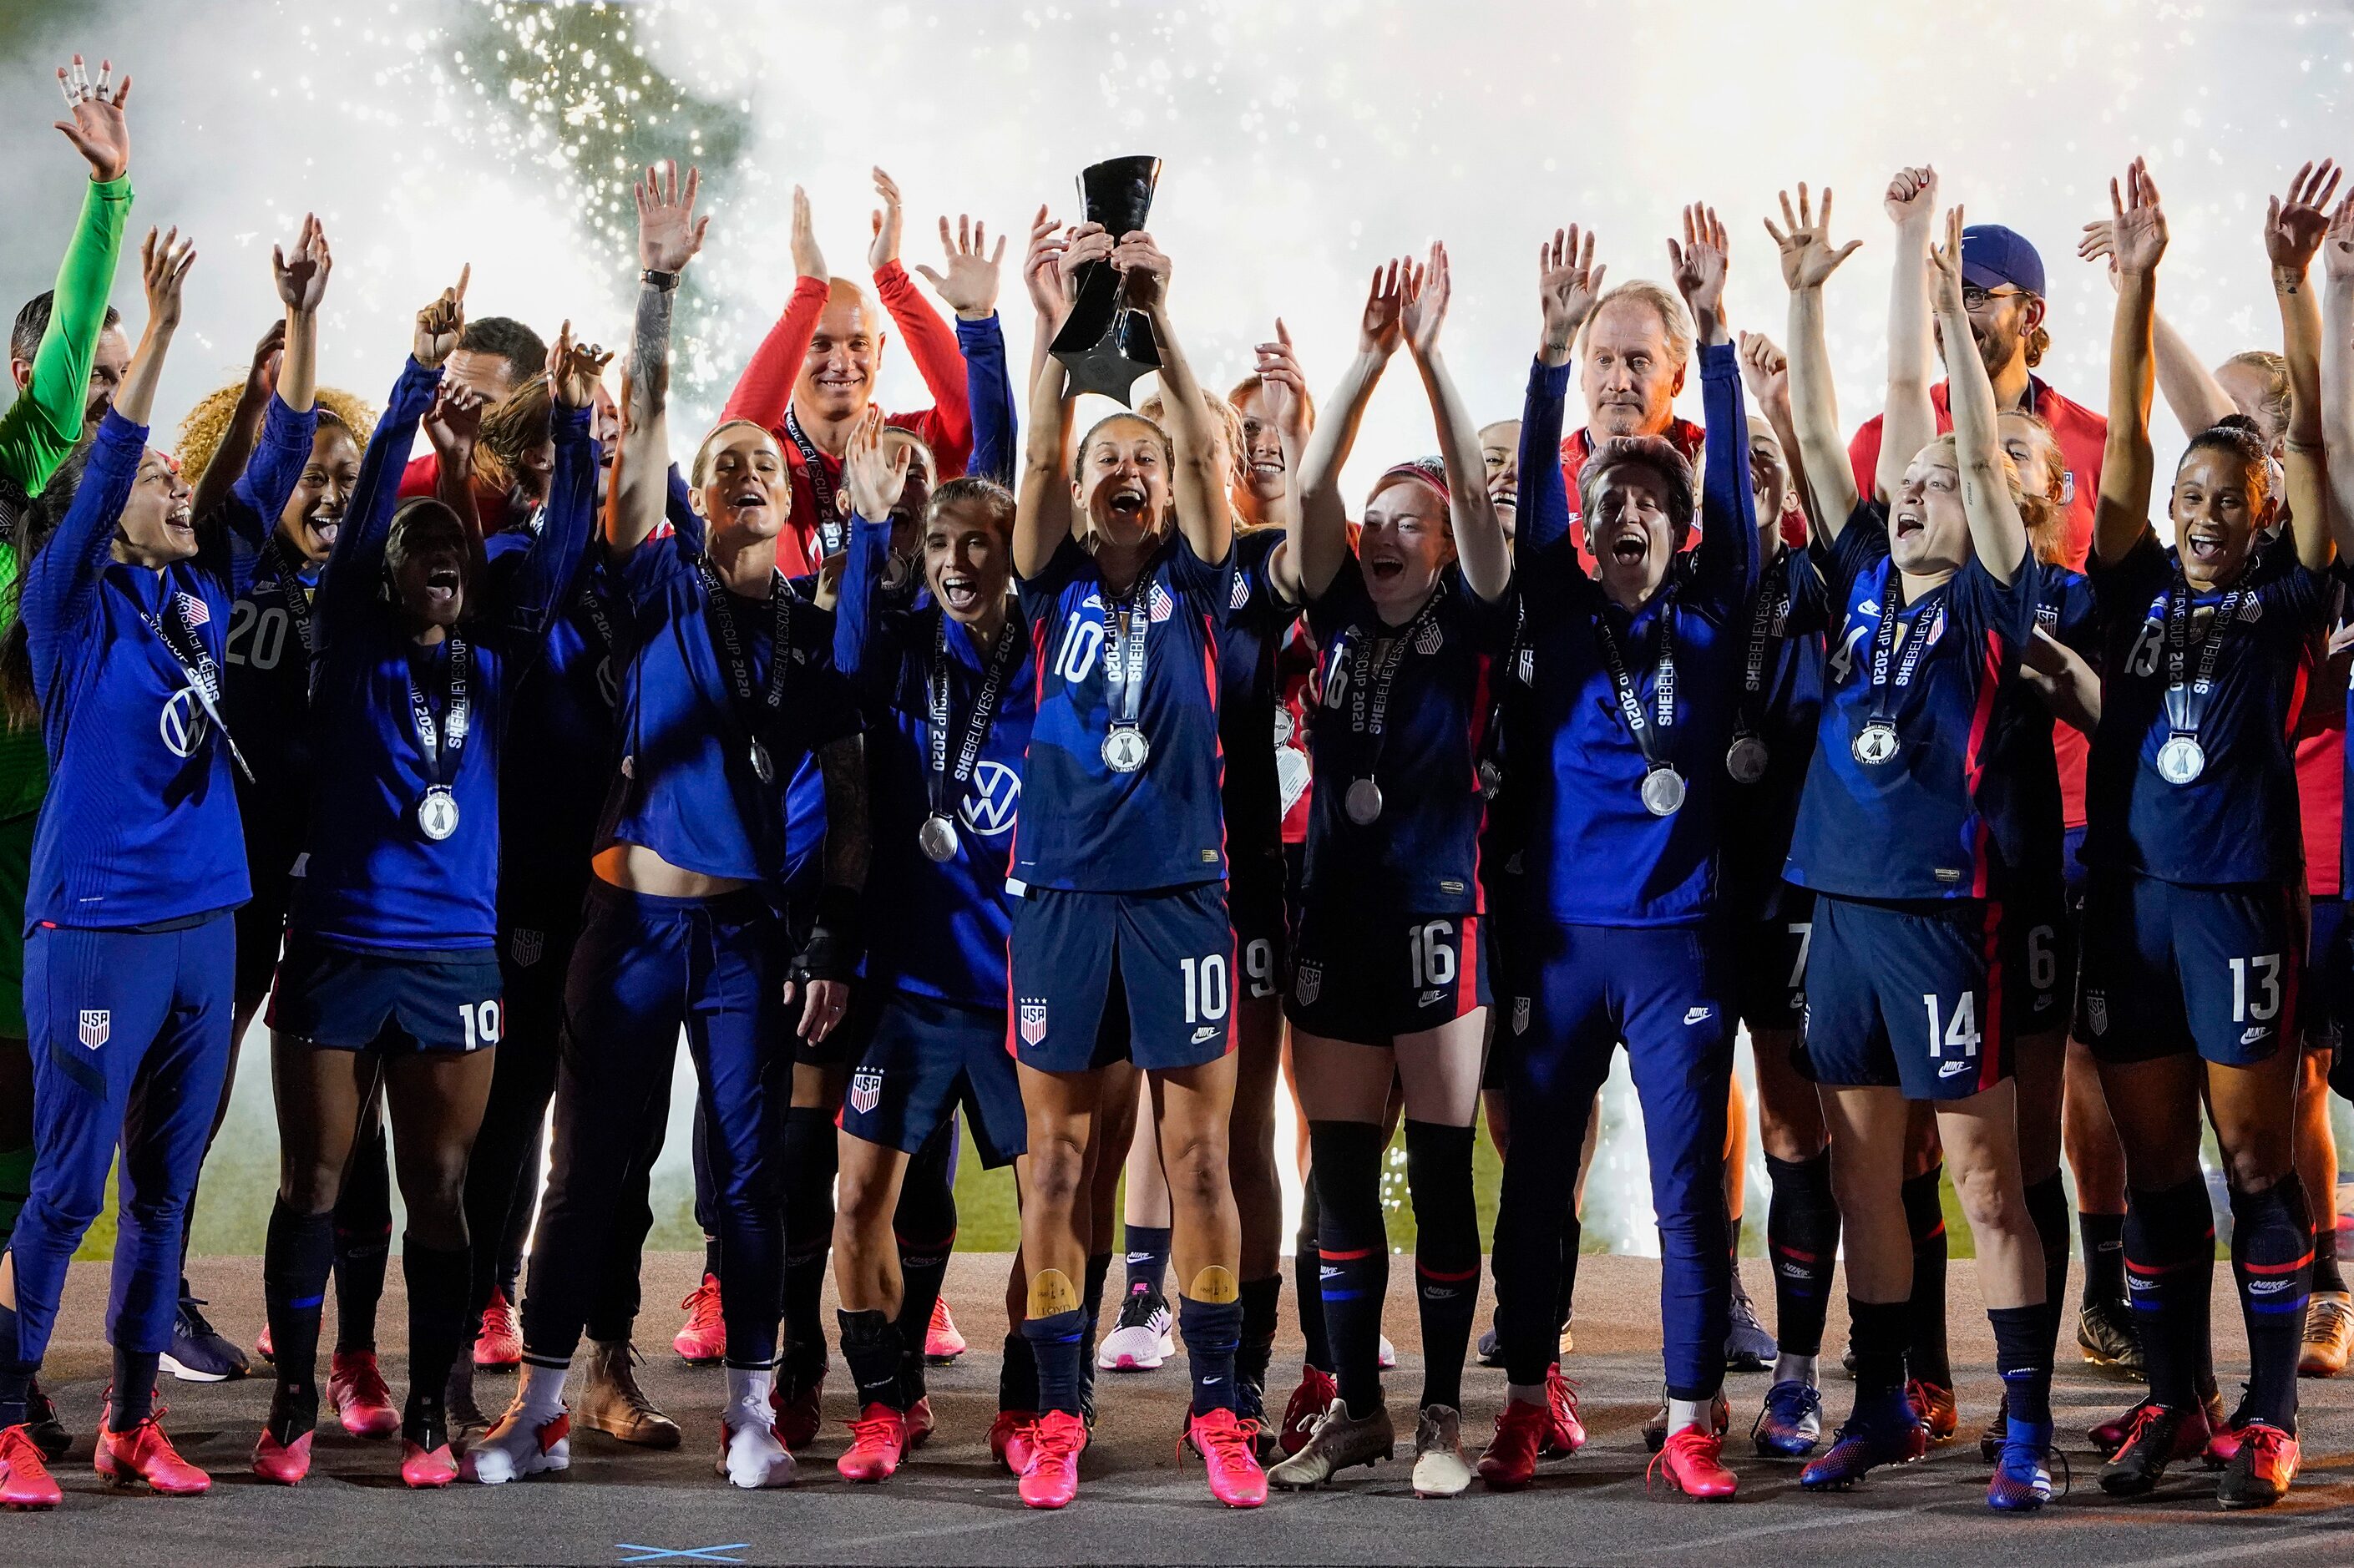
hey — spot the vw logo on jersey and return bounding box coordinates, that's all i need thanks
[959,760,1021,839]
[159,685,210,759]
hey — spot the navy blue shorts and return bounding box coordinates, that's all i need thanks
[271,934,504,1053]
[2076,873,2300,1067]
[841,988,1026,1166]
[2003,873,2077,1039]
[2301,893,2349,1055]
[1008,883,1235,1072]
[1228,852,1290,1009]
[1732,891,1815,1034]
[1286,904,1489,1044]
[1802,893,2012,1100]
[234,827,301,1003]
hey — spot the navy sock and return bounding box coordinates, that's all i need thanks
[1023,1308,1086,1417]
[2124,1178,2215,1413]
[1764,1152,1839,1358]
[1178,1295,1243,1416]
[891,1131,958,1405]
[1309,1119,1390,1412]
[1294,1176,1330,1372]
[0,1302,27,1428]
[2312,1209,2346,1296]
[264,1199,336,1436]
[1900,1166,1951,1387]
[1405,1120,1479,1413]
[109,1348,160,1432]
[2229,1176,2312,1434]
[1237,1274,1280,1397]
[2079,1210,2126,1308]
[1076,1250,1112,1409]
[1847,1297,1909,1406]
[2023,1171,2071,1355]
[702,1233,722,1282]
[780,1105,837,1375]
[999,1331,1039,1414]
[402,1242,469,1449]
[1557,1215,1582,1336]
[1123,1223,1172,1297]
[331,1203,391,1356]
[1987,1303,2053,1427]
[838,1308,903,1412]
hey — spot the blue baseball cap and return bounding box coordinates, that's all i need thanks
[1961,225,2045,297]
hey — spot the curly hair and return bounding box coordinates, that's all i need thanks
[176,381,377,488]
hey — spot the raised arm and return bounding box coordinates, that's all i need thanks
[1876,169,1939,505]
[186,322,283,529]
[2079,220,2240,437]
[612,159,708,556]
[1295,259,1408,596]
[719,185,827,436]
[2094,159,2166,568]
[872,172,974,473]
[1739,330,1814,537]
[504,324,610,628]
[1512,227,1607,562]
[1671,204,1762,605]
[1249,318,1312,603]
[110,225,190,432]
[1766,186,1864,541]
[921,212,1017,484]
[832,407,916,703]
[216,218,333,574]
[2266,159,2341,574]
[2320,198,2354,559]
[1010,227,1081,580]
[1929,206,2028,584]
[1114,230,1229,567]
[1400,242,1509,603]
[1020,206,1076,398]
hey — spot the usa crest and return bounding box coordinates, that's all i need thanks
[1295,962,1323,1006]
[509,928,544,968]
[1415,619,1444,655]
[78,1009,110,1049]
[1019,998,1049,1046]
[1148,583,1174,623]
[1511,996,1530,1035]
[848,1068,883,1115]
[2085,991,2109,1036]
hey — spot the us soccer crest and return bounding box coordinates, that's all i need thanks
[2085,991,2109,1036]
[1415,619,1444,655]
[1019,998,1049,1046]
[78,1009,109,1049]
[849,1067,883,1115]
[509,928,544,969]
[1295,962,1323,1006]
[1511,996,1530,1035]
[1148,583,1174,623]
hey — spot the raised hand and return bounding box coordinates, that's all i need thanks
[1737,329,1791,422]
[2108,158,2168,279]
[140,225,195,333]
[422,378,488,467]
[1021,206,1071,327]
[1537,225,1607,360]
[915,213,1006,320]
[843,406,914,524]
[1402,241,1452,359]
[1359,256,1410,357]
[1253,319,1311,448]
[2266,158,2341,277]
[1111,229,1171,313]
[1668,202,1731,326]
[791,185,827,281]
[1927,206,1969,316]
[1883,164,1938,229]
[53,53,130,182]
[414,264,469,369]
[546,320,614,411]
[243,319,286,401]
[2326,195,2354,286]
[636,159,709,275]
[272,213,332,314]
[1762,185,1860,293]
[868,166,905,271]
[1056,220,1115,296]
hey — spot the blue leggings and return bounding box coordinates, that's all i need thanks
[521,883,790,1368]
[4,917,233,1369]
[1492,919,1733,1400]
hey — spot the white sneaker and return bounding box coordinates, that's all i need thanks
[1410,1405,1472,1498]
[1377,1334,1399,1371]
[463,1403,571,1485]
[719,1417,796,1489]
[1096,1283,1174,1372]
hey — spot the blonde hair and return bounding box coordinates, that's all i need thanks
[2220,349,2291,443]
[1068,410,1174,485]
[1997,409,2068,566]
[175,381,377,487]
[1577,280,1694,371]
[1138,387,1245,489]
[1921,432,2030,532]
[691,418,783,488]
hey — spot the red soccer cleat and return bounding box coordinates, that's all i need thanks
[0,1424,62,1510]
[1477,1399,1551,1490]
[990,1408,1035,1474]
[924,1298,966,1363]
[250,1427,313,1485]
[2217,1421,2298,1509]
[254,1323,275,1363]
[401,1439,458,1489]
[94,1415,210,1495]
[1544,1363,1588,1454]
[474,1288,522,1370]
[673,1274,726,1365]
[772,1368,823,1452]
[1186,1407,1267,1508]
[904,1394,935,1448]
[836,1404,909,1484]
[1278,1365,1338,1457]
[330,1348,400,1439]
[1018,1409,1087,1509]
[1649,1424,1738,1500]
[1907,1378,1959,1441]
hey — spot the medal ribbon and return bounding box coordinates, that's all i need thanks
[138,587,255,783]
[783,406,847,558]
[2161,573,2247,736]
[1592,596,1677,773]
[407,632,472,792]
[928,615,1023,822]
[694,557,793,761]
[1344,577,1449,782]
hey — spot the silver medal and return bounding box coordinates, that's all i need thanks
[1851,721,1900,766]
[1724,735,1769,784]
[918,813,960,863]
[2156,735,2206,786]
[1477,759,1503,801]
[416,786,460,842]
[1640,765,1688,817]
[1102,726,1150,774]
[748,737,775,785]
[1344,777,1385,826]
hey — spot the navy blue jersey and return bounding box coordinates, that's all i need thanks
[1784,503,2039,902]
[23,397,314,928]
[221,537,322,831]
[293,364,595,952]
[1217,528,1300,897]
[1975,564,2098,888]
[1011,531,1234,893]
[833,513,1034,1007]
[1717,544,1830,922]
[1509,341,1762,928]
[1300,556,1510,914]
[2085,531,2329,886]
[956,313,1019,488]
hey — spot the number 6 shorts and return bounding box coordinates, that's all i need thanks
[1007,883,1236,1072]
[2074,871,2300,1067]
[1283,905,1489,1045]
[1800,893,2011,1100]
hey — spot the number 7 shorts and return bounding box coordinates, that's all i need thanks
[1008,883,1237,1072]
[1283,905,1488,1044]
[2074,871,2300,1067]
[1800,892,2011,1100]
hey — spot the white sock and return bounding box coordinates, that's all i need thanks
[517,1359,570,1422]
[1773,1352,1820,1388]
[725,1364,775,1426]
[1507,1381,1549,1409]
[1667,1397,1709,1435]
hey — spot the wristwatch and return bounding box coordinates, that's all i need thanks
[641,268,681,292]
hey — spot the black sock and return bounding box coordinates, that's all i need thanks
[1900,1165,1952,1387]
[1178,1295,1243,1417]
[892,1130,958,1407]
[1308,1119,1390,1413]
[1123,1222,1172,1297]
[0,1302,28,1428]
[1237,1274,1280,1398]
[1405,1120,1479,1413]
[332,1221,391,1355]
[1023,1308,1086,1416]
[1294,1174,1330,1372]
[838,1308,904,1413]
[1848,1297,1910,1411]
[999,1331,1040,1414]
[781,1105,838,1375]
[1557,1214,1582,1338]
[2230,1176,2312,1434]
[1987,1303,2053,1428]
[1763,1152,1839,1360]
[402,1242,469,1449]
[2023,1171,2071,1357]
[263,1199,335,1438]
[2079,1211,2126,1308]
[702,1233,722,1282]
[108,1348,161,1432]
[1076,1249,1112,1406]
[2312,1208,2346,1296]
[2124,1178,2215,1413]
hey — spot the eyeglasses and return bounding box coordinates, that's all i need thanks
[1962,286,2024,312]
